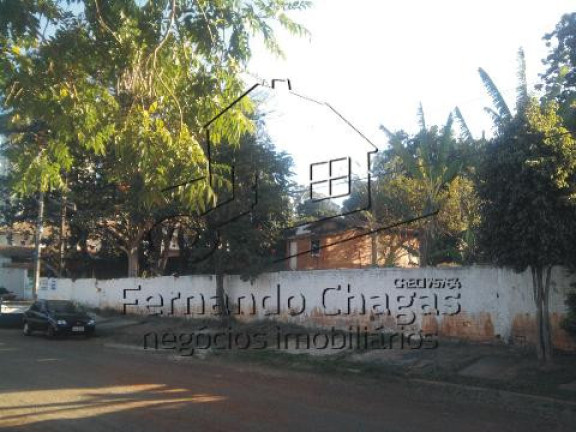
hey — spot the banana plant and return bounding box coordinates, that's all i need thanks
[479,47,529,131]
[380,106,464,265]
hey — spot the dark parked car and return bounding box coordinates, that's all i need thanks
[0,287,17,301]
[23,300,96,338]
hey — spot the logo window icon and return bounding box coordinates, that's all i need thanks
[309,157,351,201]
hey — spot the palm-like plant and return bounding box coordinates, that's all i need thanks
[380,105,464,265]
[381,106,463,212]
[479,48,529,131]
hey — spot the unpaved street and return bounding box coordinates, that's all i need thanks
[0,328,571,431]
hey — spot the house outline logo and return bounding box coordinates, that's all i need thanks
[184,78,380,230]
[151,78,384,263]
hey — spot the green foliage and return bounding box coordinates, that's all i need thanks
[380,110,464,213]
[295,192,341,222]
[478,48,528,132]
[478,67,512,127]
[539,12,576,128]
[477,98,576,270]
[0,0,309,276]
[180,119,294,279]
[1,0,310,197]
[378,108,475,265]
[561,291,576,337]
[0,0,61,47]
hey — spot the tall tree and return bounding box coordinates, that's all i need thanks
[162,121,294,319]
[478,51,576,364]
[0,0,310,276]
[188,122,293,273]
[478,98,576,365]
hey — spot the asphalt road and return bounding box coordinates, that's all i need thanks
[0,328,572,431]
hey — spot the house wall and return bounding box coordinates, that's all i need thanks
[287,231,419,270]
[0,256,31,299]
[39,266,576,351]
[288,232,373,270]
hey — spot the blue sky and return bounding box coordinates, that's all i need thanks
[248,0,573,152]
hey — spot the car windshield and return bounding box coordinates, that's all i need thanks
[46,301,78,313]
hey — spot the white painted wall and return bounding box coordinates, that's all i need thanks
[0,256,31,299]
[38,266,576,348]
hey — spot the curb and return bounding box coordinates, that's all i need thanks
[103,342,150,351]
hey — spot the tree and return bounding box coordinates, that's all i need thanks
[147,115,294,276]
[294,190,341,222]
[477,98,576,365]
[478,48,529,132]
[538,12,576,128]
[342,169,422,267]
[192,123,293,268]
[379,106,469,265]
[478,52,576,364]
[160,120,294,320]
[0,1,310,276]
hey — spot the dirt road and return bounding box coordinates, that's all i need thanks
[0,328,571,431]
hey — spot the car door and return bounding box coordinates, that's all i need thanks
[36,301,50,330]
[25,302,41,330]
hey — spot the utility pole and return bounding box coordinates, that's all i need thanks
[32,190,44,300]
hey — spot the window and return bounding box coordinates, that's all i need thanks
[46,300,78,313]
[310,239,321,257]
[309,157,351,201]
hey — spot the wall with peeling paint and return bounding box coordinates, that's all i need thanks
[39,266,576,350]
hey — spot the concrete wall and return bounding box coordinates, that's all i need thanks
[39,266,576,350]
[0,257,31,299]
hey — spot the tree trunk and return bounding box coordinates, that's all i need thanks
[418,226,430,267]
[215,252,230,325]
[532,266,554,366]
[108,220,152,278]
[157,225,175,274]
[177,228,191,274]
[149,224,175,276]
[32,190,44,300]
[419,198,435,267]
[371,231,378,267]
[542,266,553,363]
[127,247,139,278]
[79,235,90,278]
[59,185,67,277]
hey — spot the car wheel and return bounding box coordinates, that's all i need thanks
[46,325,56,339]
[23,322,32,336]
